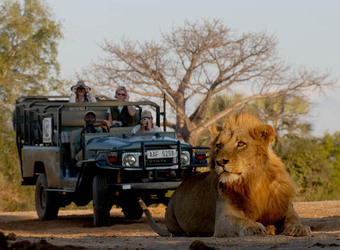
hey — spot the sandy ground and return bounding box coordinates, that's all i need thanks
[0,200,339,249]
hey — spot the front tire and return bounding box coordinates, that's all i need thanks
[93,174,111,227]
[35,173,59,220]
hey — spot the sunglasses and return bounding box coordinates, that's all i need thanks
[117,93,126,96]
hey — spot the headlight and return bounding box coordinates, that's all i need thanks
[123,154,137,167]
[180,152,190,166]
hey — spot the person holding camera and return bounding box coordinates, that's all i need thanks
[69,80,96,110]
[131,110,161,133]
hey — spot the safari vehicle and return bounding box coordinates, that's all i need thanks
[13,96,208,226]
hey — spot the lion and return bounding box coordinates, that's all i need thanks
[139,112,311,237]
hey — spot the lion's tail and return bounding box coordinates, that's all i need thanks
[138,198,172,237]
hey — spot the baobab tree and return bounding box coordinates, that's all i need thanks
[82,19,332,145]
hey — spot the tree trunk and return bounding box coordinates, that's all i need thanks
[175,117,190,142]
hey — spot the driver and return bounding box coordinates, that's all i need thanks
[74,111,110,161]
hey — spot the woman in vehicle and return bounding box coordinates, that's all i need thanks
[106,86,136,127]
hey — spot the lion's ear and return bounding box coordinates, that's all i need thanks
[250,124,275,147]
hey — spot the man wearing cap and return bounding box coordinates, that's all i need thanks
[107,86,136,127]
[131,110,161,133]
[74,110,110,161]
[69,80,97,110]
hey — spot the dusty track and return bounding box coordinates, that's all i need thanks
[0,200,339,249]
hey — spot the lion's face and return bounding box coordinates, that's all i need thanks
[210,114,275,185]
[213,127,255,183]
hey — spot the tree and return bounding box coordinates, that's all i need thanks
[247,95,314,152]
[198,93,312,145]
[0,0,63,211]
[83,19,332,145]
[246,95,312,136]
[0,0,63,106]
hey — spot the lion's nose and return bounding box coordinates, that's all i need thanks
[216,159,229,166]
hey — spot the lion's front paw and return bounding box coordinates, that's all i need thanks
[238,222,268,236]
[283,224,311,237]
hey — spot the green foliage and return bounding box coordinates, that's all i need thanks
[245,95,312,137]
[0,0,63,103]
[319,132,340,197]
[276,134,340,201]
[0,0,63,212]
[206,93,245,120]
[0,126,35,211]
[0,175,35,211]
[199,93,312,145]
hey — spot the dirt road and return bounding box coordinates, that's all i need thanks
[0,200,339,249]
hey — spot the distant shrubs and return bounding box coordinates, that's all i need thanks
[275,133,340,201]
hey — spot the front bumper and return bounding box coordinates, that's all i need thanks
[109,181,181,190]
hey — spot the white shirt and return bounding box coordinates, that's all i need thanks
[131,124,162,133]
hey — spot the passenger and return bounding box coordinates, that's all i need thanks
[131,110,162,133]
[74,110,110,161]
[106,86,136,127]
[69,80,96,110]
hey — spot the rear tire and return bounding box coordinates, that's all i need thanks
[35,173,59,220]
[93,174,110,227]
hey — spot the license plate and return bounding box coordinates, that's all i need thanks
[146,149,177,159]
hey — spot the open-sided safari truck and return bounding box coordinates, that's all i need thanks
[13,96,208,226]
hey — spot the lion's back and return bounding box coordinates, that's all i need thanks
[165,171,218,236]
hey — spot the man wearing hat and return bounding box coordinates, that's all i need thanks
[74,110,110,161]
[131,110,161,133]
[69,80,97,110]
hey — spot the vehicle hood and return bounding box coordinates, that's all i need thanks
[85,132,192,152]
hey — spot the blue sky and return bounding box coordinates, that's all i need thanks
[48,0,340,137]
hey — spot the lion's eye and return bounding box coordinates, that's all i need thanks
[237,141,246,148]
[216,143,222,149]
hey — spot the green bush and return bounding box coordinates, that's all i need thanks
[275,134,340,201]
